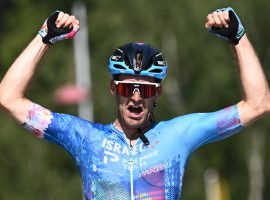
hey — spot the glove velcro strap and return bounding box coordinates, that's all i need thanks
[42,33,55,45]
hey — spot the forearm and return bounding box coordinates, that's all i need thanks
[235,35,270,124]
[0,35,48,104]
[0,35,49,123]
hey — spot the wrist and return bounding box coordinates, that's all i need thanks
[34,34,50,49]
[234,34,248,47]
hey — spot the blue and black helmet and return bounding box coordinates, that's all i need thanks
[108,42,168,82]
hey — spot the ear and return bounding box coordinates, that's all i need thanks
[156,85,162,98]
[110,80,117,96]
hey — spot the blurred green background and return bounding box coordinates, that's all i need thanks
[0,0,270,199]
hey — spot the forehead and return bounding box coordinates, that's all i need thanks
[117,74,156,83]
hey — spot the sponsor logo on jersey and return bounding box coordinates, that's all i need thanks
[101,138,159,169]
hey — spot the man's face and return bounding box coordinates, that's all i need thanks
[111,75,162,129]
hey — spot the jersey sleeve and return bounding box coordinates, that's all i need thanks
[22,103,90,159]
[167,105,244,152]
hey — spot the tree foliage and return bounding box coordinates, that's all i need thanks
[0,0,270,199]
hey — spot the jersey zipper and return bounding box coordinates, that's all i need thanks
[130,144,134,200]
[110,124,136,199]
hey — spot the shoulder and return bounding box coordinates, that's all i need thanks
[153,113,203,136]
[159,105,241,130]
[162,112,205,127]
[47,112,108,136]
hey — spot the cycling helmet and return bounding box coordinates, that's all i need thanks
[108,42,168,82]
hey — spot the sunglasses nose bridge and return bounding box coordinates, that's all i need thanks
[132,87,141,95]
[131,86,142,100]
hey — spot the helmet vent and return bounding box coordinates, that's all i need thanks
[113,64,126,69]
[134,52,143,71]
[145,58,154,69]
[124,55,131,68]
[149,69,163,73]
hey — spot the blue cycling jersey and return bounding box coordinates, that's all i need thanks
[23,104,243,200]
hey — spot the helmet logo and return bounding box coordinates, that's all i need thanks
[111,55,121,61]
[157,60,167,66]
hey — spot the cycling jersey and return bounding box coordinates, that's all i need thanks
[23,104,243,200]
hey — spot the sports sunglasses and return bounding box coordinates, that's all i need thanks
[114,80,161,99]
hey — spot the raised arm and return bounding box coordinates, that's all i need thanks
[0,11,80,123]
[234,35,270,125]
[205,7,270,126]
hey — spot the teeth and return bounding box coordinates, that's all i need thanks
[130,105,140,108]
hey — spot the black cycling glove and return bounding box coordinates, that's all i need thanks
[39,11,79,45]
[208,7,245,45]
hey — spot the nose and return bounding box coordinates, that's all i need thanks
[131,89,142,101]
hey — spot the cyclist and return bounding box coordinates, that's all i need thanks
[0,7,269,200]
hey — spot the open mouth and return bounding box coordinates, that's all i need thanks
[128,105,143,115]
